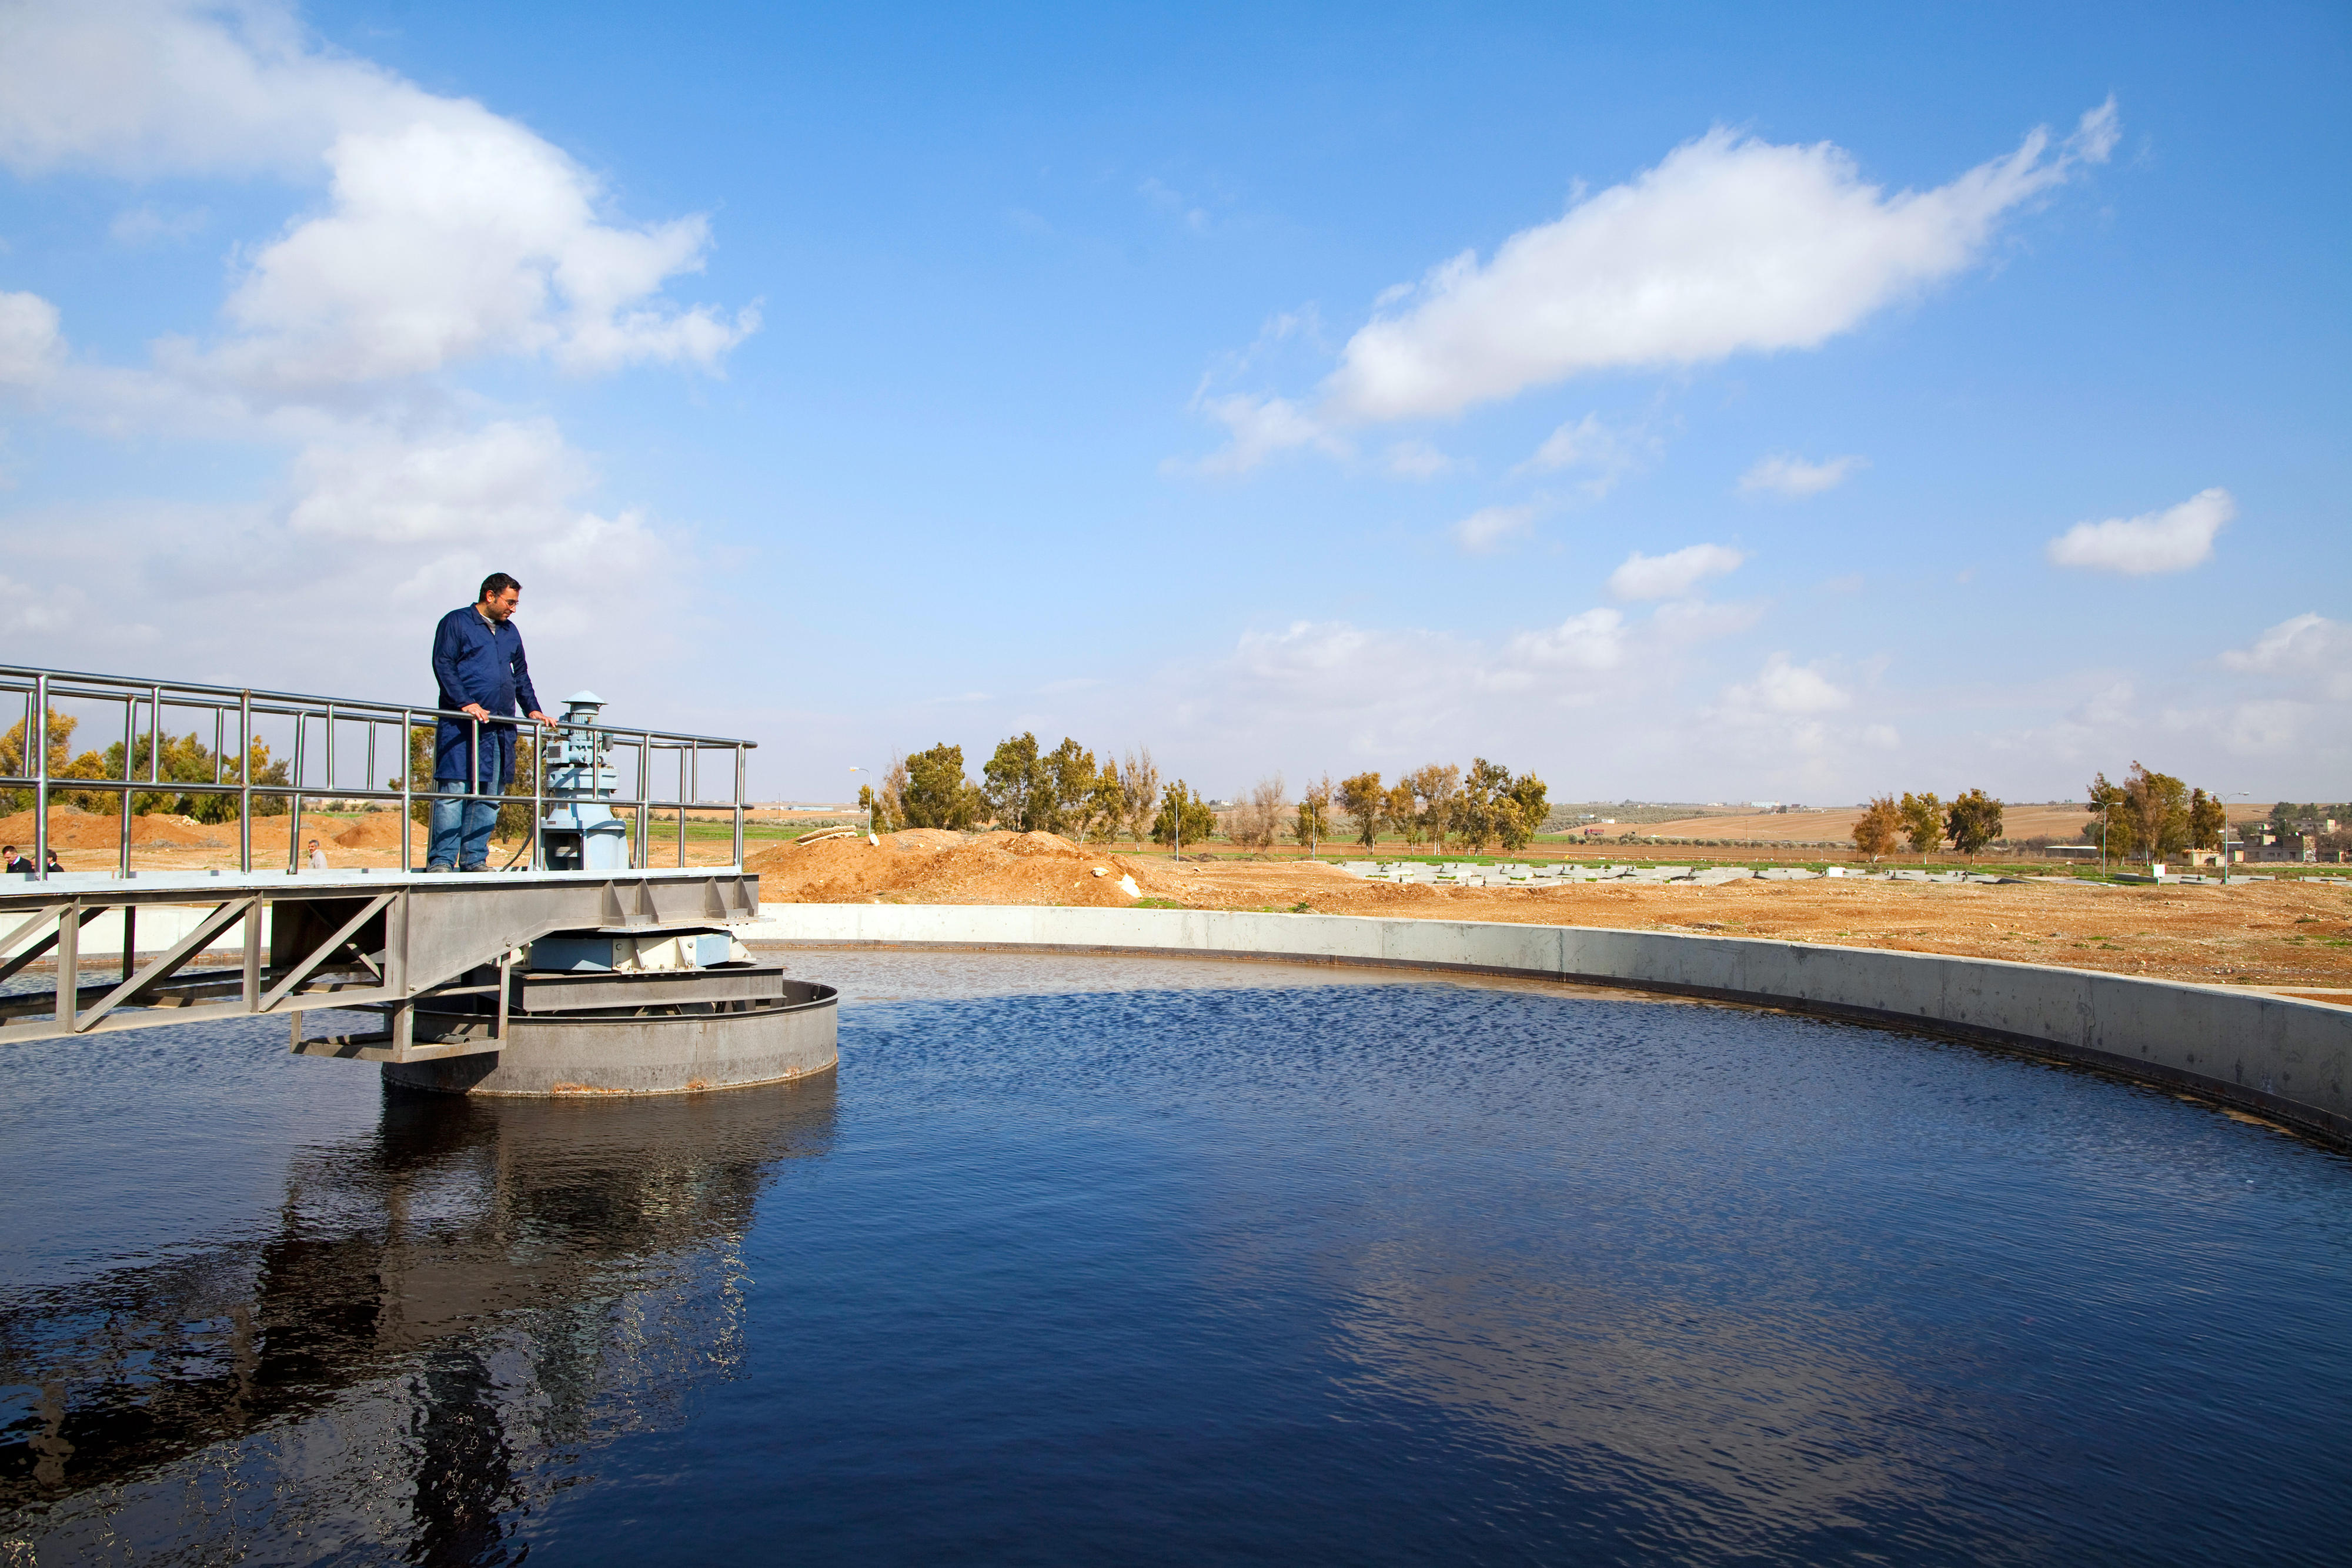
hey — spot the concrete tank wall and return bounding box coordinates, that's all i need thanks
[385,980,839,1096]
[740,903,2352,1146]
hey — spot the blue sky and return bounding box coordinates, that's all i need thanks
[0,1,2345,804]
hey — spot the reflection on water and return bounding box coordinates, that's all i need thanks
[4,954,2351,1565]
[1,1075,834,1560]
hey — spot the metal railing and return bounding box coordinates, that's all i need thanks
[0,664,754,881]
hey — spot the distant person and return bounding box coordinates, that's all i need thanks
[43,848,60,874]
[428,571,552,872]
[307,838,328,871]
[1,845,26,874]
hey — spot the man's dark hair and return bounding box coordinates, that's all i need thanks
[478,571,522,601]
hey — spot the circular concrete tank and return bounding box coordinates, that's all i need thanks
[385,978,838,1096]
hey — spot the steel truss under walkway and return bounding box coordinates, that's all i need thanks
[0,868,762,1064]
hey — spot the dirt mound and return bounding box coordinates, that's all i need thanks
[0,805,226,849]
[883,829,968,853]
[747,831,1162,906]
[332,813,424,851]
[995,831,1083,858]
[129,814,220,846]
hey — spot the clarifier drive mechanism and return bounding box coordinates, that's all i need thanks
[540,691,632,871]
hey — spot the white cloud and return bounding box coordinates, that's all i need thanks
[1739,452,1865,497]
[2070,680,2134,728]
[109,202,209,246]
[1722,653,1851,715]
[0,2,726,703]
[287,419,595,544]
[0,290,62,389]
[1,422,684,691]
[1323,101,2119,421]
[1450,504,1535,554]
[1,1,752,397]
[1609,542,1746,600]
[0,0,414,179]
[2220,613,2352,701]
[1172,392,1347,476]
[1384,439,1457,479]
[2044,486,2232,575]
[1506,609,1627,670]
[201,108,752,392]
[1518,412,1658,496]
[0,573,79,634]
[2226,699,2311,755]
[1091,608,1926,799]
[1651,597,1761,642]
[1138,176,1208,233]
[1202,611,1633,757]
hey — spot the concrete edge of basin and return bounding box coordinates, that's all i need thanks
[740,904,2352,1149]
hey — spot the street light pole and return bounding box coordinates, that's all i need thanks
[2220,790,2250,887]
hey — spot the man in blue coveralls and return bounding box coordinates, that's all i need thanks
[427,573,553,871]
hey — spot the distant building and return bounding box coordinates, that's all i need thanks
[2233,827,2328,864]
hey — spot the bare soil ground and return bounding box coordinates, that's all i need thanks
[748,831,2352,993]
[24,812,2350,994]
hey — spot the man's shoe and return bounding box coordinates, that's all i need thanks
[426,862,454,872]
[458,863,488,872]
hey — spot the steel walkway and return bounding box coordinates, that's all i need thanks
[0,867,764,1059]
[1,658,770,1064]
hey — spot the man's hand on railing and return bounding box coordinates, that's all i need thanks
[462,702,491,721]
[528,710,554,727]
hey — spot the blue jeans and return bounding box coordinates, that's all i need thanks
[427,760,508,870]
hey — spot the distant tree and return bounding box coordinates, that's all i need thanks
[880,755,910,831]
[1852,795,1902,862]
[0,708,77,810]
[1227,774,1287,851]
[2084,771,2130,855]
[2121,761,2190,862]
[1458,758,1514,852]
[1898,791,1945,855]
[903,742,981,830]
[2188,788,2226,851]
[1073,760,1124,844]
[1387,780,1423,854]
[399,726,436,825]
[1118,747,1160,844]
[1505,773,1549,850]
[1037,737,1098,838]
[493,735,540,845]
[1944,788,2003,857]
[1151,780,1218,850]
[1409,763,1463,854]
[856,783,887,833]
[1294,774,1334,856]
[1337,771,1385,854]
[983,732,1050,831]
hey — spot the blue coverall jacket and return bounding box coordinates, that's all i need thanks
[431,606,542,783]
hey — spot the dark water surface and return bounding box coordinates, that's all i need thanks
[3,951,2349,1564]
